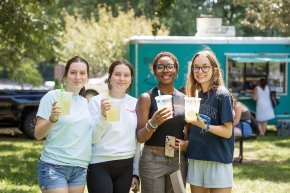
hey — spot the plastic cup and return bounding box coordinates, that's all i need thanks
[106,101,120,122]
[56,90,73,115]
[155,95,173,118]
[184,96,201,121]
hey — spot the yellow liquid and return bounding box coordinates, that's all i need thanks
[57,95,71,115]
[61,99,71,115]
[186,110,197,121]
[106,104,120,122]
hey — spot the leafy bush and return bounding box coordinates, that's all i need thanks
[55,5,169,76]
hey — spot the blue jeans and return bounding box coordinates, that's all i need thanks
[237,121,253,137]
[37,160,87,190]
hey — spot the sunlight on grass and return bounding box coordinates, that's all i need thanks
[1,134,290,193]
[233,179,290,193]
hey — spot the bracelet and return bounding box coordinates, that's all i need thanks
[148,119,158,129]
[49,116,58,123]
[145,123,154,132]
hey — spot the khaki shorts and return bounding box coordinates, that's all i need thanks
[187,159,233,188]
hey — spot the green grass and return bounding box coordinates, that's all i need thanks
[0,132,289,193]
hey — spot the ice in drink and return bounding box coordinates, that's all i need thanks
[184,96,201,121]
[56,90,73,115]
[155,95,173,118]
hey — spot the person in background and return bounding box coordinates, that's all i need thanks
[87,60,140,193]
[233,95,253,137]
[136,52,188,193]
[34,56,93,193]
[252,78,275,136]
[185,50,234,193]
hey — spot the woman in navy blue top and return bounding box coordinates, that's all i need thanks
[185,50,234,193]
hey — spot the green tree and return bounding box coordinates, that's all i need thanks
[0,0,60,85]
[13,60,43,88]
[55,6,169,76]
[234,0,289,36]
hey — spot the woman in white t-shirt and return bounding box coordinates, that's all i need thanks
[35,56,93,193]
[87,60,140,193]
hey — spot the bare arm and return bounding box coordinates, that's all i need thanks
[34,101,60,140]
[233,103,242,127]
[136,93,154,143]
[136,93,171,143]
[252,87,258,101]
[208,122,233,138]
[187,115,233,139]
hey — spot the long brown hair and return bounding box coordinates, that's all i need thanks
[260,78,267,90]
[185,50,224,97]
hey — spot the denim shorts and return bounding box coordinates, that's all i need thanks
[237,122,253,137]
[37,160,87,190]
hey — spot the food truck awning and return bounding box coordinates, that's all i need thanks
[229,57,290,63]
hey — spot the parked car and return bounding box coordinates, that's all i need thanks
[0,76,107,139]
[83,76,108,100]
[0,90,48,138]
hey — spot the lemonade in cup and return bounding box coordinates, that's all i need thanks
[106,101,120,122]
[184,96,201,121]
[56,90,73,116]
[155,95,173,118]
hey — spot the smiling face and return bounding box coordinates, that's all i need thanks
[64,61,89,94]
[192,54,213,91]
[109,64,132,93]
[154,56,177,85]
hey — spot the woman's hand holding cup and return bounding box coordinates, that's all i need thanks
[186,113,206,128]
[150,107,172,127]
[100,99,111,117]
[50,101,61,122]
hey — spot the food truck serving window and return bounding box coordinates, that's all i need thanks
[227,55,289,96]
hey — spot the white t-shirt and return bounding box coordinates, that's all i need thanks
[37,89,93,168]
[89,92,138,164]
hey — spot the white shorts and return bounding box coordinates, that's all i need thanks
[187,159,233,188]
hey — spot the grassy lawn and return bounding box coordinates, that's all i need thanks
[0,132,289,193]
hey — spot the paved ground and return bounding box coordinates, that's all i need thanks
[0,127,23,136]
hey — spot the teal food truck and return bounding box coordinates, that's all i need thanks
[128,36,290,125]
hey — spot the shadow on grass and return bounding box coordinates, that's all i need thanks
[0,137,41,187]
[0,153,39,185]
[234,157,290,183]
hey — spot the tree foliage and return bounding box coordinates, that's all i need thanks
[0,0,60,85]
[235,0,289,36]
[1,0,288,87]
[13,60,43,87]
[55,6,169,76]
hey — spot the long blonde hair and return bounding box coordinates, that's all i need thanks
[185,50,224,97]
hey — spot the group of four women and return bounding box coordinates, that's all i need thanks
[35,49,234,193]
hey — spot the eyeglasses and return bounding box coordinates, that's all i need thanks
[192,65,211,73]
[155,64,176,72]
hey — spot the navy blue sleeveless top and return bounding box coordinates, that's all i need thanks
[145,87,186,147]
